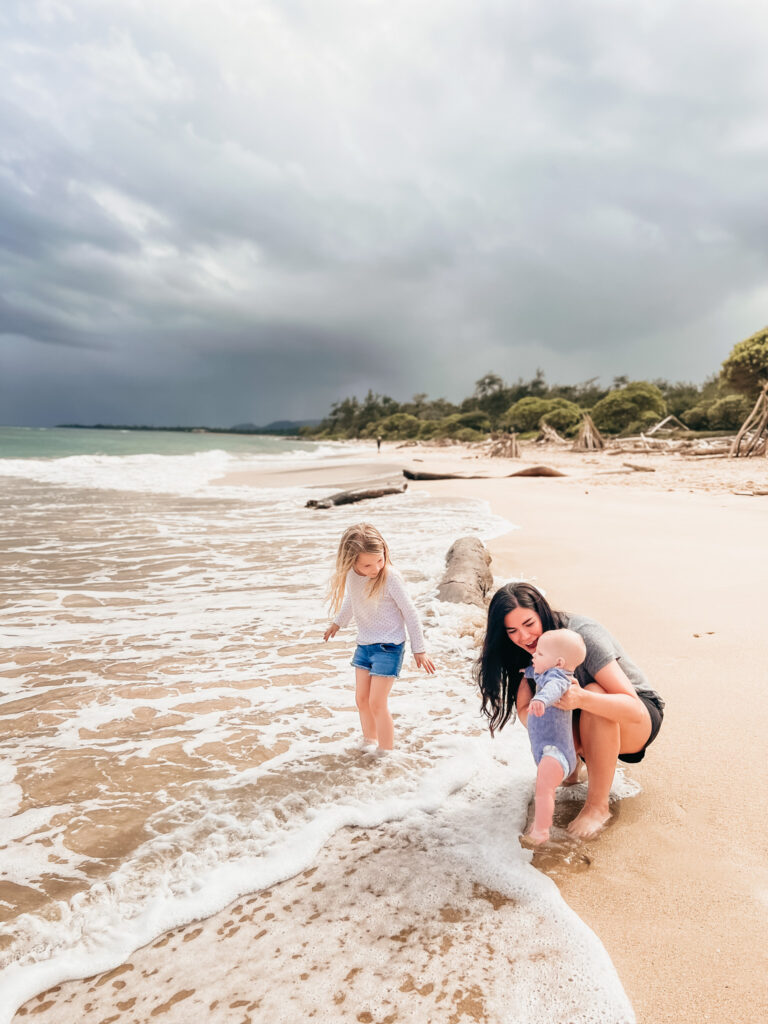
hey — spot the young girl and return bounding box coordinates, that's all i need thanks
[323,522,436,752]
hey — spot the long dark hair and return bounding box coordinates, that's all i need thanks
[474,582,567,735]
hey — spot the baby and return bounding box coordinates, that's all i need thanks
[523,628,586,845]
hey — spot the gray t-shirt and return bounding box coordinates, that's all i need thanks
[565,613,663,706]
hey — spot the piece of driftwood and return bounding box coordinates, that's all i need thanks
[403,469,490,480]
[507,465,566,477]
[486,432,520,458]
[537,422,568,444]
[437,537,493,607]
[622,462,656,472]
[730,383,768,457]
[646,414,688,436]
[573,414,605,451]
[306,483,407,509]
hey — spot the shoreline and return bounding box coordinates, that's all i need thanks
[12,440,768,1023]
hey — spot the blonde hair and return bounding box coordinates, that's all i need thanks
[328,522,390,615]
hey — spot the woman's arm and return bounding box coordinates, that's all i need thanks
[516,677,533,727]
[556,659,645,724]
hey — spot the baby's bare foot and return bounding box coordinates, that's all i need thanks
[567,804,610,839]
[520,827,550,848]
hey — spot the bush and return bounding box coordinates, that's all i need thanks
[721,327,768,397]
[622,409,662,436]
[590,382,666,435]
[538,399,584,436]
[364,413,421,439]
[681,403,712,430]
[423,411,491,439]
[706,394,751,430]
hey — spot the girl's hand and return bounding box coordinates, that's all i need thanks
[323,623,339,642]
[554,680,582,711]
[414,652,436,675]
[528,699,545,717]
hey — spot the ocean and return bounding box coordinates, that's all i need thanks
[0,429,635,1022]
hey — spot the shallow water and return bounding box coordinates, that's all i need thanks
[0,448,635,1022]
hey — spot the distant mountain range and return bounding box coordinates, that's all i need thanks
[229,419,321,434]
[56,420,322,435]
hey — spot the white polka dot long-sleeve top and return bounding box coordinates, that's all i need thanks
[333,567,426,653]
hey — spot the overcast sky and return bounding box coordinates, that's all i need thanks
[2,0,768,427]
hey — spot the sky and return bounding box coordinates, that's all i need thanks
[2,0,768,427]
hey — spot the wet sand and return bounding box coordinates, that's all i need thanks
[14,440,768,1023]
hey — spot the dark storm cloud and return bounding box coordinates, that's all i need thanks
[2,0,768,425]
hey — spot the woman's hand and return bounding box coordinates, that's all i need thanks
[323,623,339,642]
[554,680,583,711]
[414,652,436,674]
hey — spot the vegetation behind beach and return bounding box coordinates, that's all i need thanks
[302,325,768,441]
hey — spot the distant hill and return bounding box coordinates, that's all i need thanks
[229,419,322,435]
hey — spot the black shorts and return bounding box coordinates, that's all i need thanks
[573,690,664,765]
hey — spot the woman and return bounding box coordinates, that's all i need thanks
[475,582,664,838]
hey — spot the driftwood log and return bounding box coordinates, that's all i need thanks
[437,537,493,607]
[507,465,566,477]
[573,413,605,451]
[403,469,489,480]
[622,462,656,472]
[404,465,566,480]
[306,483,407,509]
[730,383,768,457]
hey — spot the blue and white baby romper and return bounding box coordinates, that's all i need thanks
[524,665,578,777]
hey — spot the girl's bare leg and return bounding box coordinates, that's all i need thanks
[568,683,652,839]
[354,668,378,743]
[368,675,396,750]
[527,756,565,844]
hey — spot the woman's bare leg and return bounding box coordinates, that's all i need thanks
[354,668,378,743]
[368,675,396,750]
[568,683,652,839]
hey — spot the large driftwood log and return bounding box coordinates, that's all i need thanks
[437,537,493,607]
[507,465,566,477]
[403,469,490,480]
[306,483,407,509]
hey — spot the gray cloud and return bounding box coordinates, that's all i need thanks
[2,0,768,426]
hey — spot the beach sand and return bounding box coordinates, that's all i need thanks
[14,440,768,1023]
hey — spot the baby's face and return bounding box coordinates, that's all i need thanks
[531,635,560,673]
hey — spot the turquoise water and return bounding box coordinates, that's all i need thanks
[0,426,318,460]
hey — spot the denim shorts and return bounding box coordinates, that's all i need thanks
[351,642,405,678]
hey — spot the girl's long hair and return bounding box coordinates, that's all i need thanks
[328,522,390,615]
[474,582,567,735]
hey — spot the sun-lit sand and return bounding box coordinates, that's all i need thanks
[12,438,768,1023]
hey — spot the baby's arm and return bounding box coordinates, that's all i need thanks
[533,671,572,710]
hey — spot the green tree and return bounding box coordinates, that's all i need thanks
[501,396,581,434]
[706,394,751,430]
[721,326,768,397]
[365,412,422,439]
[590,382,666,435]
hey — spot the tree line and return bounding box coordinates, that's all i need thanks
[300,326,768,441]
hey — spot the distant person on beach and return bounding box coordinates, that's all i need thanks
[376,435,382,453]
[475,582,664,839]
[323,522,436,752]
[522,628,585,844]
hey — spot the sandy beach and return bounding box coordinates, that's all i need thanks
[11,439,768,1023]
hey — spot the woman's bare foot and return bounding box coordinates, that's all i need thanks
[567,803,611,839]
